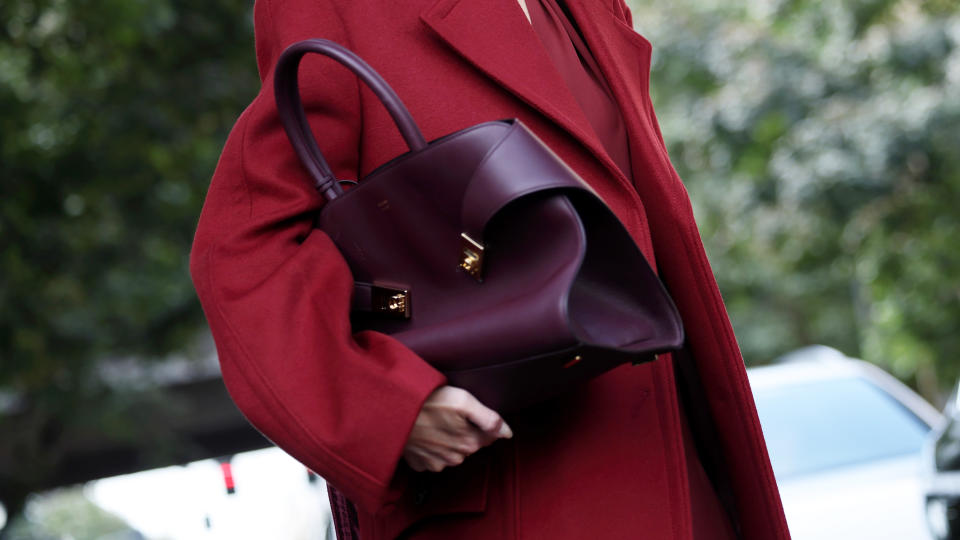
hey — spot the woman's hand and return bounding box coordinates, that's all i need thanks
[403,385,513,473]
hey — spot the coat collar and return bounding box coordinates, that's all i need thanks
[419,0,651,194]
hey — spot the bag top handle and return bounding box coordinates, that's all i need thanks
[274,38,427,201]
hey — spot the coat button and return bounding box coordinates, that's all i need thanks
[414,485,429,505]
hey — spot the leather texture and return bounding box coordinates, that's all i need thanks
[274,39,684,412]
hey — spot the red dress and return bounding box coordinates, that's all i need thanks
[523,1,737,538]
[190,0,791,538]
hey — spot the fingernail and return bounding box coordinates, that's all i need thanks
[501,422,513,439]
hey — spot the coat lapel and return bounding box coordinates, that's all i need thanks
[564,0,653,127]
[562,1,672,192]
[419,0,636,193]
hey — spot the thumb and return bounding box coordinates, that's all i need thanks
[463,397,513,439]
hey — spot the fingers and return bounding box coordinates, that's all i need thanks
[461,393,513,440]
[403,386,513,474]
[423,386,512,439]
[404,445,467,473]
[450,432,484,455]
[404,448,436,472]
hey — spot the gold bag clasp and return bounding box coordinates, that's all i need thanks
[459,233,485,282]
[371,285,411,319]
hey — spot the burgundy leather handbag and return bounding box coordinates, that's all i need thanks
[274,39,684,412]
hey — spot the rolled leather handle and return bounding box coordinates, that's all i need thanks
[274,38,427,201]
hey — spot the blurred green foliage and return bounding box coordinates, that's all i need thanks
[3,487,135,539]
[0,0,258,514]
[629,0,960,397]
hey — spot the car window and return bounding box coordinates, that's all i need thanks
[752,376,931,479]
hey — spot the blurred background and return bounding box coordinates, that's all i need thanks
[1,0,958,538]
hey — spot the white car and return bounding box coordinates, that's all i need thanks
[88,447,335,540]
[749,346,943,540]
[920,381,960,540]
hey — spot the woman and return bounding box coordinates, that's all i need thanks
[190,0,791,538]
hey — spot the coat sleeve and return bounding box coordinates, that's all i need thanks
[190,0,447,512]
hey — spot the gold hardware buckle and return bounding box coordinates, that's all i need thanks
[460,233,485,282]
[563,355,583,369]
[371,286,411,319]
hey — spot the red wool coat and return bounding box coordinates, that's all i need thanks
[190,0,791,538]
